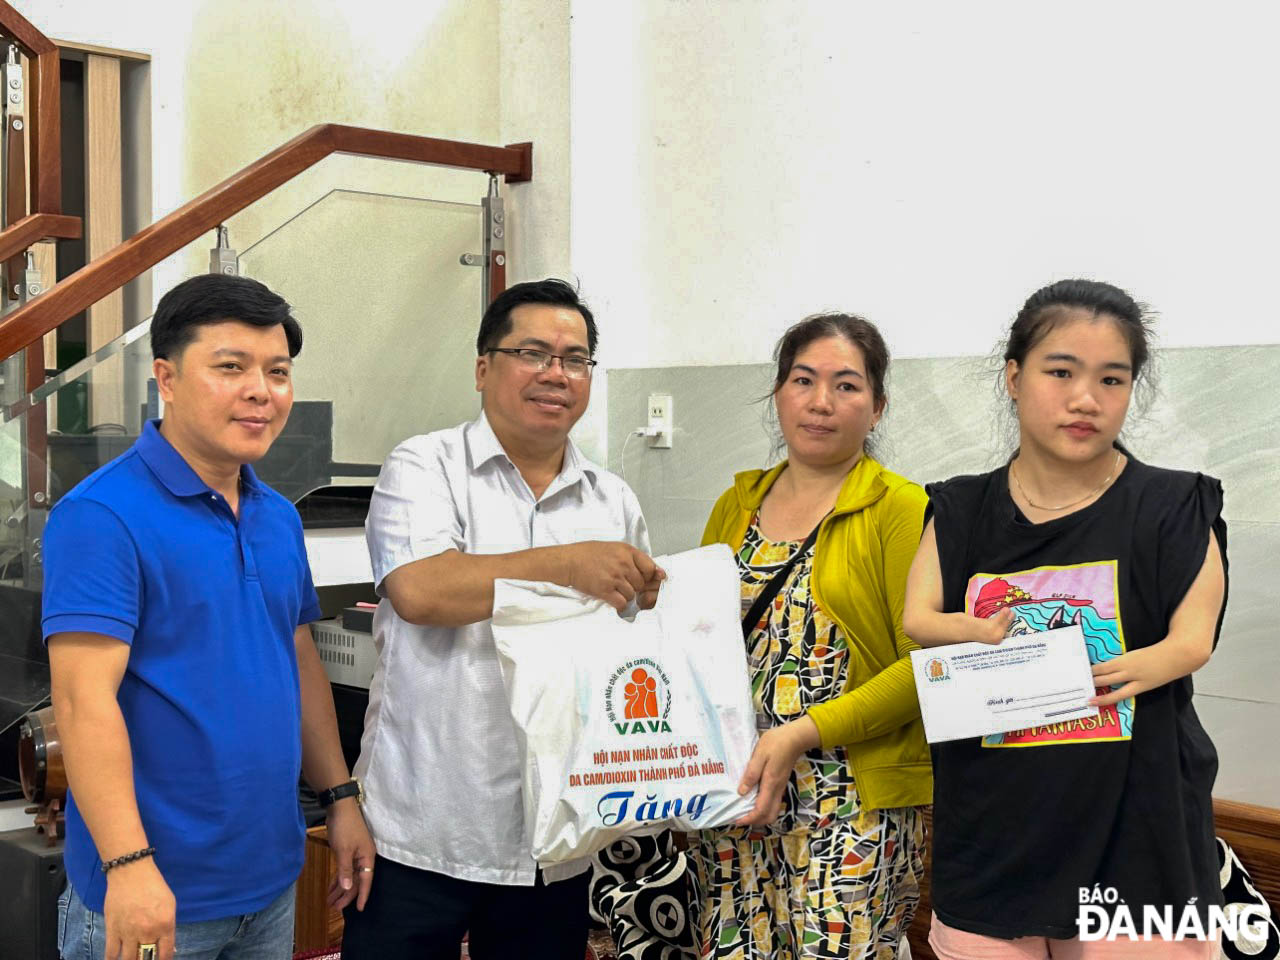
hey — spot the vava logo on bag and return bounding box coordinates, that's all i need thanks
[605,658,673,734]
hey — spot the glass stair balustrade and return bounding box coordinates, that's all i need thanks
[0,189,487,797]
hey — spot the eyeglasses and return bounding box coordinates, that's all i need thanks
[487,347,597,380]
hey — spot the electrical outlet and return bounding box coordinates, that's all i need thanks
[647,394,673,448]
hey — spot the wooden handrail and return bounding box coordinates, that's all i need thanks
[0,212,81,263]
[0,0,63,214]
[0,1,54,56]
[0,123,532,361]
[1,1,66,519]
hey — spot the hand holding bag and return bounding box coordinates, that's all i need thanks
[491,543,758,865]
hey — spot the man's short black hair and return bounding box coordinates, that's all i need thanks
[150,274,302,361]
[476,278,597,356]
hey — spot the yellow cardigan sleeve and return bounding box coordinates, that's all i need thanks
[700,487,738,547]
[807,481,928,747]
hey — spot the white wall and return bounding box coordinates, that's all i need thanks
[30,0,1277,444]
[29,0,573,307]
[500,0,571,284]
[29,0,1279,400]
[569,1,1280,808]
[570,0,1280,373]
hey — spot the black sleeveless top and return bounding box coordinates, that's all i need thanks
[925,450,1228,939]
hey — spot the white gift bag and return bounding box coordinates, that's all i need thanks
[491,543,758,865]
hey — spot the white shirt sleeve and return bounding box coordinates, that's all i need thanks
[365,437,464,595]
[621,482,652,555]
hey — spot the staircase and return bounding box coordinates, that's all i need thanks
[0,4,532,801]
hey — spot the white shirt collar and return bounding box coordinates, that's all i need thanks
[466,410,597,491]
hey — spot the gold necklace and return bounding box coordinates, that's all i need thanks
[1011,449,1122,512]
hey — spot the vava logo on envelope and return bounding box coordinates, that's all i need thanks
[923,657,950,683]
[605,657,673,734]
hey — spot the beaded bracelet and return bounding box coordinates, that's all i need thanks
[101,846,156,874]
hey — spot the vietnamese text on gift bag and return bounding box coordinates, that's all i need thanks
[491,543,758,864]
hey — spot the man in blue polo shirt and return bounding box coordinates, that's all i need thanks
[42,274,374,960]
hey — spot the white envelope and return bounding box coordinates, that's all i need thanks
[910,624,1100,743]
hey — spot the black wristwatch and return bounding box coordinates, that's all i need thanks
[316,778,363,808]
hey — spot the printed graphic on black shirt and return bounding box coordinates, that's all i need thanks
[964,561,1134,747]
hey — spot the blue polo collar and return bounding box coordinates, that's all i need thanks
[135,419,262,499]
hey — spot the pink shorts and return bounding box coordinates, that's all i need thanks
[928,912,1221,960]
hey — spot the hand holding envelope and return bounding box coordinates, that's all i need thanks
[910,624,1100,743]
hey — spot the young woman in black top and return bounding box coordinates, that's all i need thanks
[903,280,1227,959]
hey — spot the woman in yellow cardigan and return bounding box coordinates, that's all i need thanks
[693,313,931,960]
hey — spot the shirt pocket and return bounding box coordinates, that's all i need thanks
[544,500,632,547]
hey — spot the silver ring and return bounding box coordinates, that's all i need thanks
[138,946,158,960]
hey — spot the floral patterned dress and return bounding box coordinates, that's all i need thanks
[691,515,924,960]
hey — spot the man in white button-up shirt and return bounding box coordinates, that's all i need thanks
[342,279,662,960]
